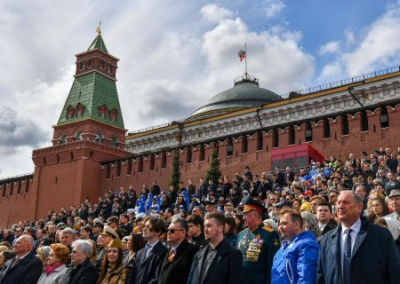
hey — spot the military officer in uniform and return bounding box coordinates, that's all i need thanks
[237,196,280,284]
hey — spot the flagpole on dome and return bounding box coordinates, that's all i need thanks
[245,42,248,79]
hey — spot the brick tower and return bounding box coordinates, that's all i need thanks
[31,27,130,219]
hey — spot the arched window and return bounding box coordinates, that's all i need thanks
[66,106,75,119]
[95,132,104,143]
[76,103,85,116]
[59,134,67,144]
[74,132,82,141]
[110,136,118,148]
[98,105,108,118]
[109,109,118,122]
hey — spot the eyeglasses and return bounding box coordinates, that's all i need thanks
[167,228,184,234]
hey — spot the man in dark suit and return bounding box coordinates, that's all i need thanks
[128,217,168,284]
[316,202,338,238]
[157,216,198,284]
[69,239,98,284]
[0,235,42,284]
[187,212,243,284]
[317,190,400,284]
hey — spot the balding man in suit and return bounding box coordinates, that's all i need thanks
[0,235,42,284]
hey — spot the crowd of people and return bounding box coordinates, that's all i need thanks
[0,146,400,283]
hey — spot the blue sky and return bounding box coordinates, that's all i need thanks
[1,0,400,178]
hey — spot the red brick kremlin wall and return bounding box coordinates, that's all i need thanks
[0,104,399,227]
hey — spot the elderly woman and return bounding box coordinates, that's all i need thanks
[97,239,128,284]
[37,243,70,284]
[36,246,51,270]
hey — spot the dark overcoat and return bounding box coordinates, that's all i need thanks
[128,241,168,284]
[157,240,198,284]
[187,239,243,284]
[317,218,400,284]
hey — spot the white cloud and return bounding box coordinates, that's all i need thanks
[342,1,400,76]
[201,4,233,23]
[0,0,316,178]
[318,41,340,56]
[262,0,286,19]
[317,62,342,83]
[344,30,355,46]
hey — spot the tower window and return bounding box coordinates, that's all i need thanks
[74,132,82,141]
[79,61,85,70]
[109,109,118,122]
[110,136,118,148]
[76,104,85,116]
[127,159,132,175]
[95,132,103,143]
[59,134,67,144]
[98,105,108,118]
[88,59,92,68]
[66,106,75,119]
[100,60,105,70]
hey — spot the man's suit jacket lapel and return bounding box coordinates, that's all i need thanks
[352,222,368,258]
[161,240,187,271]
[141,241,162,266]
[329,225,342,277]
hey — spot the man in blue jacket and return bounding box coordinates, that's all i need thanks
[271,209,319,284]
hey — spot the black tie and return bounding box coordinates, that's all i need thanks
[343,228,352,284]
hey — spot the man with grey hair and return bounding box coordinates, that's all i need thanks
[157,216,199,284]
[0,235,42,284]
[60,227,75,251]
[69,240,97,284]
[317,190,400,284]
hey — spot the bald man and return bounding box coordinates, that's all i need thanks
[0,235,43,284]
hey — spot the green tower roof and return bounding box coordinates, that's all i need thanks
[58,71,124,129]
[87,34,109,54]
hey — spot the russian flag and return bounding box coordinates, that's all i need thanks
[238,47,246,62]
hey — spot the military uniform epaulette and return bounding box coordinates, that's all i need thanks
[262,225,273,233]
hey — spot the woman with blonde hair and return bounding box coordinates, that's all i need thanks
[37,243,70,284]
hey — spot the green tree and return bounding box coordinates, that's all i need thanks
[169,151,181,189]
[205,149,222,184]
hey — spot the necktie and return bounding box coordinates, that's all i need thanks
[342,228,352,284]
[145,244,152,258]
[11,257,20,268]
[168,249,176,262]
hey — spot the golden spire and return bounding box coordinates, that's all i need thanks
[96,21,102,35]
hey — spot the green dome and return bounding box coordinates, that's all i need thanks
[187,75,281,121]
